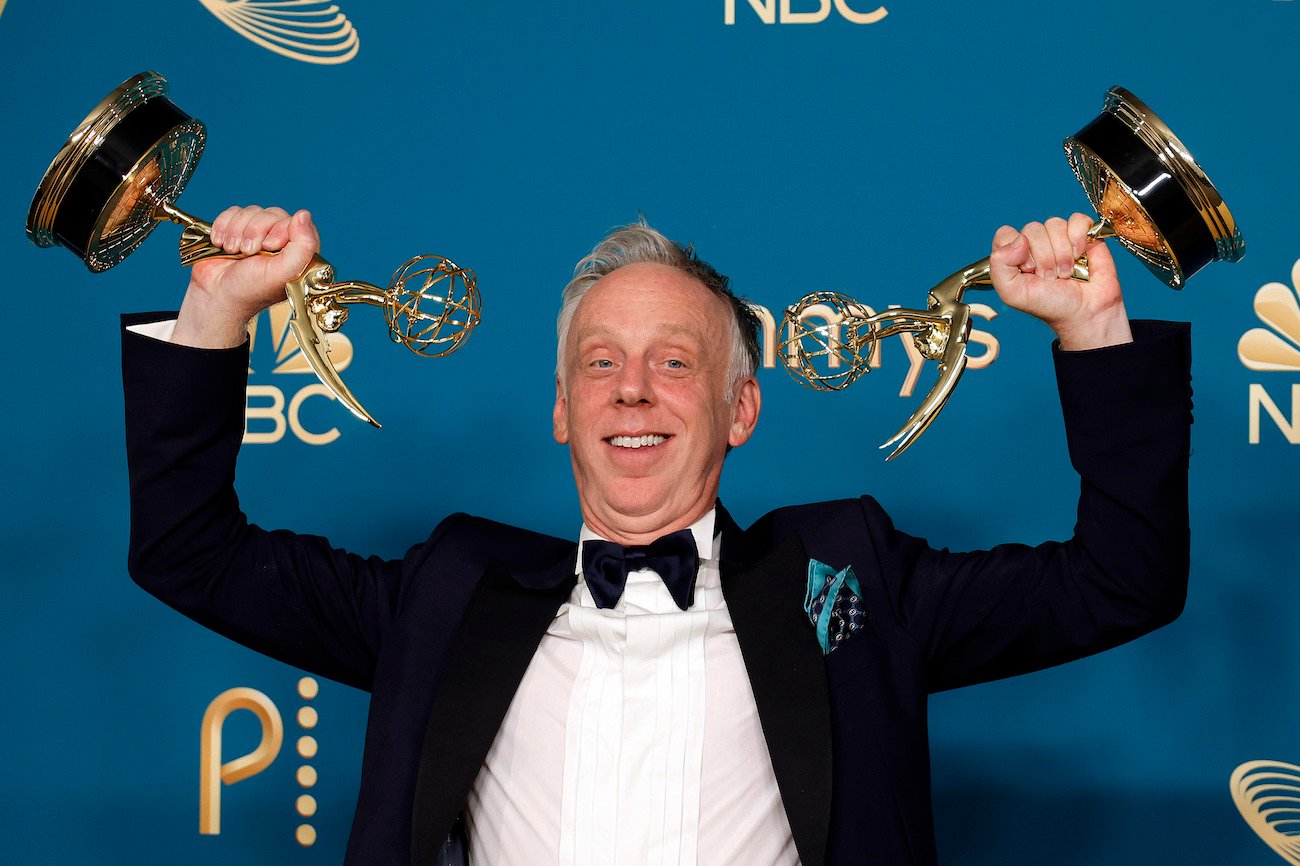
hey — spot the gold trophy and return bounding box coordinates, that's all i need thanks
[781,87,1244,459]
[27,71,480,427]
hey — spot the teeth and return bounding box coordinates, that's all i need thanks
[609,435,667,449]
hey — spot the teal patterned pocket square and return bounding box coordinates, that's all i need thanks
[803,558,865,655]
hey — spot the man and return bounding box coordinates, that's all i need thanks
[122,206,1190,865]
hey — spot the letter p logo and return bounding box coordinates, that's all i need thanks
[199,688,284,834]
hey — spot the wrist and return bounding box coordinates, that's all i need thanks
[1053,303,1133,351]
[173,281,256,349]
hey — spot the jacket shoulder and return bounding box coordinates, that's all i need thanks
[750,497,888,533]
[738,497,896,561]
[415,512,574,571]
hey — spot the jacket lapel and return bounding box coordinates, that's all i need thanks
[410,553,576,866]
[718,506,832,866]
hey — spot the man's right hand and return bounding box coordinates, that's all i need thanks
[172,206,321,348]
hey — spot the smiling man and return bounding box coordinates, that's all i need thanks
[122,208,1190,865]
[553,255,761,545]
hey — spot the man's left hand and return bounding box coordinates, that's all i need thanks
[989,213,1133,351]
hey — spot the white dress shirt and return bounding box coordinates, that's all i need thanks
[466,509,799,865]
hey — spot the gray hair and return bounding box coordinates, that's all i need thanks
[555,221,760,402]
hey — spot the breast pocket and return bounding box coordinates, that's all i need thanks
[823,617,881,682]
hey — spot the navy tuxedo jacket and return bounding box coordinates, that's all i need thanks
[121,315,1191,866]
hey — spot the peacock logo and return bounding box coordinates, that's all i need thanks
[1232,761,1300,864]
[1240,261,1300,445]
[1239,259,1300,372]
[196,0,360,64]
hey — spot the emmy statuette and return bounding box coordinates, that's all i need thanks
[28,71,481,427]
[781,87,1244,459]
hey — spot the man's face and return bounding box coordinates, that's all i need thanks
[553,262,761,545]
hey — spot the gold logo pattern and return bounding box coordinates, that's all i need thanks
[1232,760,1300,864]
[199,679,324,846]
[197,0,360,65]
[1238,259,1300,371]
[199,687,284,835]
[725,0,888,24]
[294,677,321,847]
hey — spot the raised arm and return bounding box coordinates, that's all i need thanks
[903,215,1188,689]
[122,206,430,690]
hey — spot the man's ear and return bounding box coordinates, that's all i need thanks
[553,377,569,444]
[727,377,761,448]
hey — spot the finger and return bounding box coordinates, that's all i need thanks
[209,205,242,248]
[1044,216,1074,279]
[1067,212,1093,259]
[989,225,1031,286]
[1021,221,1051,277]
[273,210,320,281]
[249,207,292,252]
[992,224,1021,253]
[224,205,263,255]
[289,209,320,253]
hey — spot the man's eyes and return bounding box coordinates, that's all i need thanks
[583,356,692,370]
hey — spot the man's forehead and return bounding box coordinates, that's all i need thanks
[573,320,703,343]
[560,262,733,358]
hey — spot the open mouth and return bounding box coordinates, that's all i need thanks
[606,434,670,449]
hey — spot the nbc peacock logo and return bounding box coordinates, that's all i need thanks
[1239,259,1300,444]
[196,0,359,64]
[245,301,354,446]
[1232,761,1300,864]
[0,2,356,61]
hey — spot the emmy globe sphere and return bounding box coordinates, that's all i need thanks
[779,291,876,391]
[384,255,482,358]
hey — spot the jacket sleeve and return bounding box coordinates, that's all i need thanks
[120,312,449,691]
[863,320,1192,692]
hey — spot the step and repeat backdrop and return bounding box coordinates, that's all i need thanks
[0,1,1297,863]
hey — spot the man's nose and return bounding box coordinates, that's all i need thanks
[615,361,653,405]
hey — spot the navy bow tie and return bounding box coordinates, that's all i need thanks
[581,528,700,611]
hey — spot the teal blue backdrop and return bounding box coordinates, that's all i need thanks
[0,1,1297,863]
